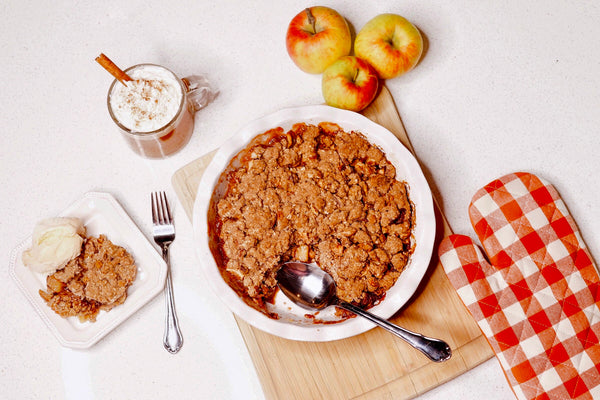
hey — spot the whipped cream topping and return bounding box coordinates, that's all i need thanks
[109,65,183,132]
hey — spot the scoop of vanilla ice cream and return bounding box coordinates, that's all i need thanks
[22,217,86,274]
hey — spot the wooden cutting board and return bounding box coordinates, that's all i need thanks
[171,86,495,399]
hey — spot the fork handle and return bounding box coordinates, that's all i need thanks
[162,246,183,353]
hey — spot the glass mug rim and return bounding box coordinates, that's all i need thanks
[106,63,186,137]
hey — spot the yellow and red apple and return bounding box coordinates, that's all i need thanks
[286,7,352,74]
[354,14,423,79]
[321,56,379,112]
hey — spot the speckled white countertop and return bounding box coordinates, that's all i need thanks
[2,1,599,399]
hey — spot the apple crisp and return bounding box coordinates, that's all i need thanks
[211,122,414,318]
[39,234,137,322]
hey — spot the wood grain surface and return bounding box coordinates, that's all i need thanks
[171,86,494,399]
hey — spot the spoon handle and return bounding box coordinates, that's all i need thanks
[338,301,452,362]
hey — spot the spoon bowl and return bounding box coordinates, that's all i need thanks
[276,261,336,310]
[276,261,452,363]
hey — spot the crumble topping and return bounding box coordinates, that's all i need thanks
[212,122,414,318]
[39,234,137,322]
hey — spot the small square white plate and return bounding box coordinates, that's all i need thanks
[9,192,167,349]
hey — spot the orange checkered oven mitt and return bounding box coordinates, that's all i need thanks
[439,172,600,400]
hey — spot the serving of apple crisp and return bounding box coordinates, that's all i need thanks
[211,122,414,318]
[39,234,137,322]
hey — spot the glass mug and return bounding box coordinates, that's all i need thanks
[107,63,215,158]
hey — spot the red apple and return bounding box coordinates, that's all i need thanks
[286,7,352,74]
[321,56,379,112]
[354,14,423,79]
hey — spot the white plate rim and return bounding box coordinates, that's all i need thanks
[9,191,167,349]
[192,105,435,341]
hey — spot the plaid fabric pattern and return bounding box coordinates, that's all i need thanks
[439,172,600,400]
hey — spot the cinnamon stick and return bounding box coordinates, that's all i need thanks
[95,53,132,86]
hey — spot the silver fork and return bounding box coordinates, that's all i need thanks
[151,191,183,354]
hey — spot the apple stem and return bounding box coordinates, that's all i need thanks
[305,8,317,35]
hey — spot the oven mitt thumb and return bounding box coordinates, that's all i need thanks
[438,172,600,400]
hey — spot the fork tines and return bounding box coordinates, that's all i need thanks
[151,191,173,225]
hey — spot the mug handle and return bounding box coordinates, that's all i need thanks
[182,75,218,113]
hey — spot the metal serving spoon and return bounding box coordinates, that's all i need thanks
[276,261,452,362]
